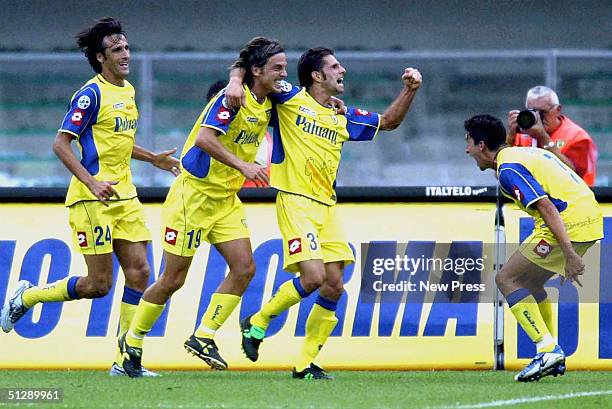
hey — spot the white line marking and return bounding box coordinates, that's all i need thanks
[432,390,612,408]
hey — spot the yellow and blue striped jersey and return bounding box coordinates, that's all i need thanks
[180,84,272,199]
[497,147,602,242]
[59,75,139,206]
[270,81,381,205]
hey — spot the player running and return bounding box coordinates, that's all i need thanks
[226,47,421,379]
[117,37,287,377]
[0,17,180,377]
[464,114,603,382]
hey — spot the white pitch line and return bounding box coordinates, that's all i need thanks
[432,390,612,409]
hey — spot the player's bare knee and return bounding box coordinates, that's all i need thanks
[124,263,150,289]
[90,279,112,298]
[320,282,343,301]
[160,272,186,293]
[301,273,324,293]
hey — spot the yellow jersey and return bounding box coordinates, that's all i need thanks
[59,75,139,206]
[180,84,272,199]
[270,81,380,205]
[497,147,602,242]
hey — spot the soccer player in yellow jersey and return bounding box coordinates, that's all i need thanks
[0,18,179,377]
[464,114,603,382]
[226,47,422,379]
[118,38,287,377]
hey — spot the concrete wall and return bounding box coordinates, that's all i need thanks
[2,0,611,51]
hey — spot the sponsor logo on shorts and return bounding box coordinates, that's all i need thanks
[533,239,553,258]
[288,238,302,255]
[512,185,524,202]
[165,227,178,245]
[77,232,88,248]
[77,95,91,109]
[71,109,85,126]
[355,108,370,116]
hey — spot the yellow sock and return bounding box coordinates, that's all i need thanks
[115,287,143,363]
[535,293,556,339]
[295,298,338,372]
[251,278,307,330]
[125,299,165,349]
[195,293,241,338]
[21,276,81,308]
[508,289,555,353]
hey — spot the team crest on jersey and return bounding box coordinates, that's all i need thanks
[512,185,524,202]
[246,116,259,123]
[164,227,178,245]
[265,109,272,118]
[280,80,292,92]
[113,102,125,109]
[71,109,85,126]
[77,232,88,248]
[216,106,232,124]
[331,114,338,125]
[77,95,91,109]
[533,239,553,258]
[355,108,370,116]
[288,238,302,255]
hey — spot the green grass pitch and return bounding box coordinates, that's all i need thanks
[0,370,610,408]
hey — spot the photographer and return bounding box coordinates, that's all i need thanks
[506,86,598,186]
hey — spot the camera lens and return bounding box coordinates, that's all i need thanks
[517,110,537,129]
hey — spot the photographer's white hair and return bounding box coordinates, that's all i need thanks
[525,86,560,107]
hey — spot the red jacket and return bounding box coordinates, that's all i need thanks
[513,116,597,186]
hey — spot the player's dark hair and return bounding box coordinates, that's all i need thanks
[297,47,334,89]
[206,80,227,102]
[75,17,125,74]
[464,114,507,151]
[231,37,284,88]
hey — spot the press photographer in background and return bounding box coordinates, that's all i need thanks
[506,86,598,187]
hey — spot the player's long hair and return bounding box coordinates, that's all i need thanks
[297,47,334,89]
[464,114,506,150]
[75,17,125,74]
[231,37,284,88]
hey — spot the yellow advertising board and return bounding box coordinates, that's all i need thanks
[501,203,612,370]
[0,202,495,370]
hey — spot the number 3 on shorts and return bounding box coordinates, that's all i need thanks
[306,232,318,250]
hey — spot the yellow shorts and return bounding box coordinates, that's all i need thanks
[68,197,151,255]
[276,191,354,273]
[161,176,250,257]
[519,230,596,276]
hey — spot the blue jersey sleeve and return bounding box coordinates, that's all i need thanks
[59,84,101,138]
[201,91,237,134]
[345,107,381,141]
[269,80,301,104]
[498,163,547,208]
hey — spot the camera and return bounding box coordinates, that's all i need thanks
[516,109,539,130]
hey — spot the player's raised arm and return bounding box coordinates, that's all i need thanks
[195,127,269,186]
[52,131,119,203]
[226,67,246,109]
[131,145,180,176]
[379,67,422,131]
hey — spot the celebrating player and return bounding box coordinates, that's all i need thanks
[117,37,287,377]
[226,47,421,379]
[464,114,602,382]
[0,17,180,376]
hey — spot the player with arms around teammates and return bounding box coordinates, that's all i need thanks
[226,47,422,379]
[118,37,287,377]
[464,114,602,382]
[0,17,180,377]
